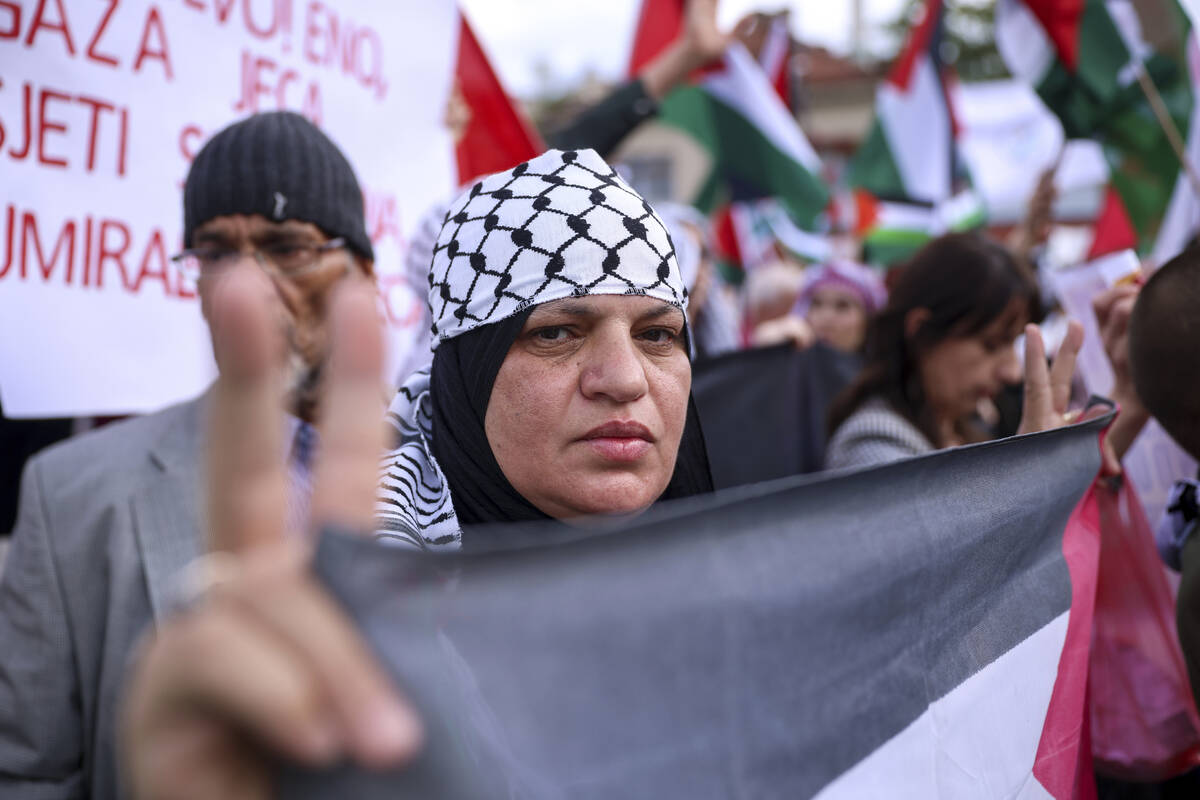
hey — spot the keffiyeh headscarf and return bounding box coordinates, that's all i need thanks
[376,149,712,549]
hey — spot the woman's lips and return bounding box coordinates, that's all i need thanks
[580,421,654,463]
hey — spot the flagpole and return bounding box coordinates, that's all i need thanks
[1132,62,1200,198]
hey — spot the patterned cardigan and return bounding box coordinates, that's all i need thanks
[824,397,935,470]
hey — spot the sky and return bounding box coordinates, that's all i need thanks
[458,0,911,98]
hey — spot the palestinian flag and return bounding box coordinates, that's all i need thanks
[852,189,987,267]
[451,11,545,185]
[712,198,832,281]
[996,0,1195,246]
[628,0,829,229]
[847,0,982,266]
[848,0,958,205]
[295,409,1109,798]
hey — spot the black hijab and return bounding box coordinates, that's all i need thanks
[429,308,713,533]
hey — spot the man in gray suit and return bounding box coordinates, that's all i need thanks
[0,111,377,799]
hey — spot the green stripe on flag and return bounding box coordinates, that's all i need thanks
[846,119,908,200]
[659,86,829,228]
[862,228,932,268]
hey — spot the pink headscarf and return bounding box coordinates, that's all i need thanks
[794,260,887,317]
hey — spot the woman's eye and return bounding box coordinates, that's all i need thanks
[532,326,571,342]
[640,328,678,345]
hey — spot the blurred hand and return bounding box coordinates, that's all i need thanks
[1093,282,1149,462]
[121,267,419,800]
[1017,320,1084,436]
[1007,166,1058,260]
[1028,168,1057,245]
[1092,283,1140,405]
[643,0,745,99]
[751,315,816,350]
[681,0,730,63]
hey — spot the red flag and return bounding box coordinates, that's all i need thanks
[627,0,685,76]
[453,13,545,185]
[1087,186,1139,259]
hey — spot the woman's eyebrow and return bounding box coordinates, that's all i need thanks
[640,303,685,323]
[528,299,596,320]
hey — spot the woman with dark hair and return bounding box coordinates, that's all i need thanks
[824,233,1081,469]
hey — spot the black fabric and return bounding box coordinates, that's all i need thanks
[430,310,549,528]
[287,410,1109,798]
[429,310,713,537]
[691,343,861,488]
[0,399,73,535]
[548,79,659,160]
[183,111,373,260]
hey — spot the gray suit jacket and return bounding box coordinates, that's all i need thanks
[0,396,205,799]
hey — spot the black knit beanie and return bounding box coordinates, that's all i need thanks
[183,111,374,261]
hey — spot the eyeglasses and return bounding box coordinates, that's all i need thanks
[170,238,348,290]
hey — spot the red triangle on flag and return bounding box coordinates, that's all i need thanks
[1087,186,1138,259]
[1022,0,1084,72]
[711,203,744,269]
[453,13,545,186]
[888,0,943,91]
[853,190,881,236]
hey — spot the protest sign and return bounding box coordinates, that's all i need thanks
[284,413,1108,799]
[0,0,459,417]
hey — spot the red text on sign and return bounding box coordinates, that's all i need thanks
[1,0,174,79]
[0,81,129,176]
[0,206,195,300]
[303,3,387,100]
[233,50,323,125]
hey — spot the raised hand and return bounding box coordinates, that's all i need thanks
[1093,282,1148,462]
[121,266,419,800]
[1017,320,1084,436]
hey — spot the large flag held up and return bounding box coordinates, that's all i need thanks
[282,414,1109,798]
[627,0,829,230]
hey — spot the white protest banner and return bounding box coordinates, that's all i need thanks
[1052,251,1198,525]
[0,0,459,418]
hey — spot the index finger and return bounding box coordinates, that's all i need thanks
[205,266,288,555]
[1022,323,1050,406]
[1048,319,1083,414]
[310,280,388,533]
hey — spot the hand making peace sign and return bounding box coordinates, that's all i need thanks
[121,265,421,800]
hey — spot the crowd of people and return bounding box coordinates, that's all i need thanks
[3,3,1200,799]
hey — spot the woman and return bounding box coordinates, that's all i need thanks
[825,233,1080,470]
[122,149,713,796]
[794,259,886,354]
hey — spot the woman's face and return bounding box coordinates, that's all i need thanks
[917,299,1026,424]
[484,295,691,520]
[806,286,868,352]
